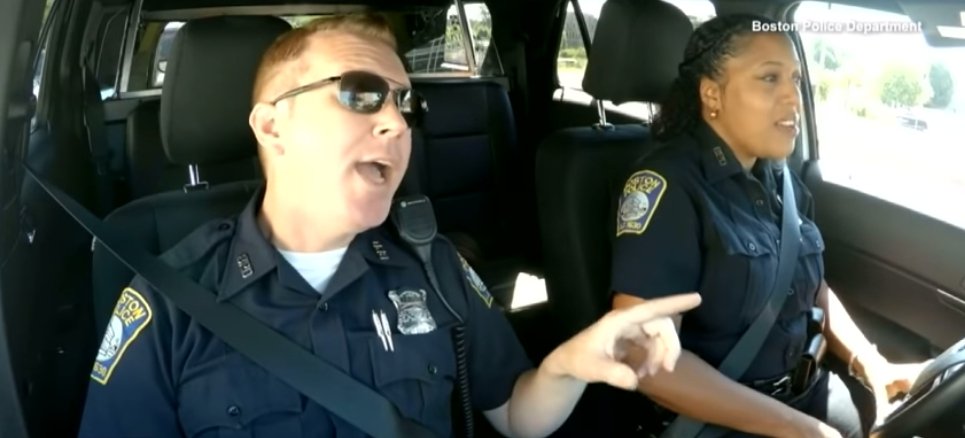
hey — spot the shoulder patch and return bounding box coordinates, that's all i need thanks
[617,170,669,237]
[458,254,493,308]
[92,287,153,385]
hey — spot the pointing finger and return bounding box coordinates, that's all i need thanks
[610,293,702,328]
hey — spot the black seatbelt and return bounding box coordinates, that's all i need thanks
[663,165,802,438]
[391,195,474,438]
[21,164,437,438]
[80,66,114,216]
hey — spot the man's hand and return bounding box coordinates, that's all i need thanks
[540,293,701,391]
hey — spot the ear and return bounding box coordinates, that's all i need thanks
[249,103,285,157]
[698,77,722,115]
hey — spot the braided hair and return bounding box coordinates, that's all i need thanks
[651,14,785,141]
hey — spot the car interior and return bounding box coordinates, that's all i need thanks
[1,0,964,437]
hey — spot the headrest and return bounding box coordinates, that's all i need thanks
[160,16,291,165]
[582,0,693,104]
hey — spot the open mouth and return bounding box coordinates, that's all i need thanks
[775,118,800,136]
[355,161,391,185]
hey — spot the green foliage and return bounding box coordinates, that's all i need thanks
[469,7,491,42]
[560,12,596,52]
[43,0,54,22]
[816,76,831,101]
[285,16,317,28]
[559,47,585,59]
[810,38,840,71]
[925,63,954,109]
[878,65,924,108]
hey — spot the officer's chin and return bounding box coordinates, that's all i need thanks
[349,199,393,233]
[767,141,796,161]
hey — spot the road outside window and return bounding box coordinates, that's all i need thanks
[794,2,965,230]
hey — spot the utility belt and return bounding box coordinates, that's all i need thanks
[743,307,828,402]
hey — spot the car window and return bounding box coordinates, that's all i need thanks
[33,0,58,99]
[93,9,129,100]
[125,5,496,95]
[151,22,184,88]
[555,0,716,121]
[404,2,496,76]
[794,1,965,230]
[128,16,318,93]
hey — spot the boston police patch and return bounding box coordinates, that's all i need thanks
[459,254,493,308]
[92,287,153,385]
[616,170,668,236]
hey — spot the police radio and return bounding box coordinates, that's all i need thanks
[389,194,465,324]
[390,196,437,250]
[390,195,474,438]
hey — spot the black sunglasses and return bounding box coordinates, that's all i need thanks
[269,70,428,127]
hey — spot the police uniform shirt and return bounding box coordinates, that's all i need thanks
[611,120,826,381]
[79,188,533,438]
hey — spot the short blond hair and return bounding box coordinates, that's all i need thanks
[251,13,398,105]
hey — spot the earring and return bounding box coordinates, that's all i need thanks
[710,109,719,119]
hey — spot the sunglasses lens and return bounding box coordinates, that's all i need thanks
[398,90,427,127]
[338,72,389,114]
[335,71,427,126]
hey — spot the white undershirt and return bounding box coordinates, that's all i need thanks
[276,247,348,294]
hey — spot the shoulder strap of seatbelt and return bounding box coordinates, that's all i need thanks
[390,195,474,438]
[22,163,436,438]
[663,165,802,438]
[80,66,114,216]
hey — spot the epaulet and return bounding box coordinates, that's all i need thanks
[158,217,238,270]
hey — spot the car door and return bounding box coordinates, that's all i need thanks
[790,0,965,362]
[2,0,113,436]
[0,0,52,437]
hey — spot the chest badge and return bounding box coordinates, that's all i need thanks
[388,289,437,335]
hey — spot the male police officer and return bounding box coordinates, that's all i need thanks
[79,13,701,438]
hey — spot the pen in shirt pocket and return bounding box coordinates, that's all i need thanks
[379,310,394,352]
[372,310,389,351]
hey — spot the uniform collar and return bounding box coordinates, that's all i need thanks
[309,229,412,303]
[751,158,783,192]
[218,188,412,301]
[218,187,276,301]
[693,120,746,184]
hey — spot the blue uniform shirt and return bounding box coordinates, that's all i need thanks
[611,120,826,381]
[79,189,533,437]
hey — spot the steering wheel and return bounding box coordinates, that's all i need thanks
[869,336,965,438]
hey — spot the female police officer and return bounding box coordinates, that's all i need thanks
[610,14,922,438]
